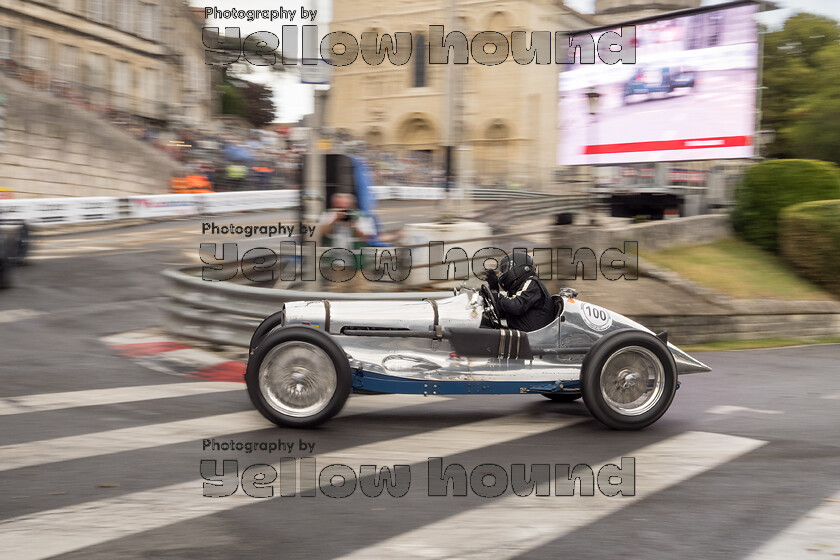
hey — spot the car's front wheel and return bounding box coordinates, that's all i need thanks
[581,330,677,430]
[245,326,351,428]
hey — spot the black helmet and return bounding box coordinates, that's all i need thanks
[498,252,535,292]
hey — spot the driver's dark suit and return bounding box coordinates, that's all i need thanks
[490,275,556,332]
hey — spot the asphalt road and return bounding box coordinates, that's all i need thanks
[1,208,838,560]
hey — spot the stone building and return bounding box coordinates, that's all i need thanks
[0,0,213,127]
[326,1,597,190]
[0,1,216,197]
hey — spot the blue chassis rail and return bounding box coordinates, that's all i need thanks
[351,370,679,396]
[351,369,581,395]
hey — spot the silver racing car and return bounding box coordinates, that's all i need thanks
[245,285,710,430]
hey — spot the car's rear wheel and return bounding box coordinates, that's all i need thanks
[249,308,285,354]
[581,330,677,430]
[542,393,581,403]
[245,326,351,428]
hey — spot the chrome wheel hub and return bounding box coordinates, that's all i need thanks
[600,346,665,416]
[259,341,337,417]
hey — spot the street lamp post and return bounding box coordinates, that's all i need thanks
[586,86,601,179]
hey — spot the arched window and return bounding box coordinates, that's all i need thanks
[397,114,437,150]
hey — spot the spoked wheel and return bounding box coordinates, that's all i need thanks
[581,330,677,430]
[245,326,351,428]
[249,308,286,354]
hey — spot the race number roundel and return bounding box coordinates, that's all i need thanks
[578,302,613,331]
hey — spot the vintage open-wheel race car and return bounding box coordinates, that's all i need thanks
[245,285,711,430]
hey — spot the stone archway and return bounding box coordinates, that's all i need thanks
[395,113,438,152]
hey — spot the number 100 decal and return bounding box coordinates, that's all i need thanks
[578,301,613,331]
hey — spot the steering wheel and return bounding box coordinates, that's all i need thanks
[480,284,502,328]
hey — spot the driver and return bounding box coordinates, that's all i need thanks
[485,252,555,332]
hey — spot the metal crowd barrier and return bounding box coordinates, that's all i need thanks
[162,267,451,347]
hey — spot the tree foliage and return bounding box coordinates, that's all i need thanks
[732,159,840,252]
[217,66,277,127]
[762,13,840,164]
[206,28,281,127]
[779,199,840,297]
[236,78,276,128]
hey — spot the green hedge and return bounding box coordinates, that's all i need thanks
[779,199,840,297]
[732,159,840,252]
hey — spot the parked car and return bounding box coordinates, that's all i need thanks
[0,213,30,288]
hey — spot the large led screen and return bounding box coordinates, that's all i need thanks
[558,2,760,165]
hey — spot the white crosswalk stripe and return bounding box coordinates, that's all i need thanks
[745,490,840,559]
[0,308,45,324]
[0,382,242,416]
[336,431,767,560]
[0,414,582,560]
[0,393,446,473]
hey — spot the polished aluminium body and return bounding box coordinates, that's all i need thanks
[278,287,710,395]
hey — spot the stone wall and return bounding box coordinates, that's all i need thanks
[632,305,840,345]
[552,214,732,258]
[0,75,183,199]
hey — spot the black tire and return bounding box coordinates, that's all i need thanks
[245,326,351,428]
[0,256,12,290]
[249,308,286,354]
[542,393,582,403]
[0,249,11,289]
[15,223,30,265]
[580,330,677,430]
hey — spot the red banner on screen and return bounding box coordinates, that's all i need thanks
[583,136,752,155]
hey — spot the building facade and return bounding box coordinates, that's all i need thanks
[326,0,597,190]
[593,0,701,25]
[0,0,213,127]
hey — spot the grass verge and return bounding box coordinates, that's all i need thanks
[681,336,840,353]
[643,238,836,301]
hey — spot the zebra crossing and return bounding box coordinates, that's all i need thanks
[0,376,837,560]
[336,431,767,560]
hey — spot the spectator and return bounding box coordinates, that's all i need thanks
[316,192,375,250]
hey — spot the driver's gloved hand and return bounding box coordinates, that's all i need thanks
[485,269,499,291]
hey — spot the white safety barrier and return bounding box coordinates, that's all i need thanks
[198,190,299,214]
[129,194,201,219]
[0,190,303,225]
[0,196,122,225]
[0,186,545,226]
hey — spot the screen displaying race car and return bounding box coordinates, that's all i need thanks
[622,66,697,104]
[558,1,759,165]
